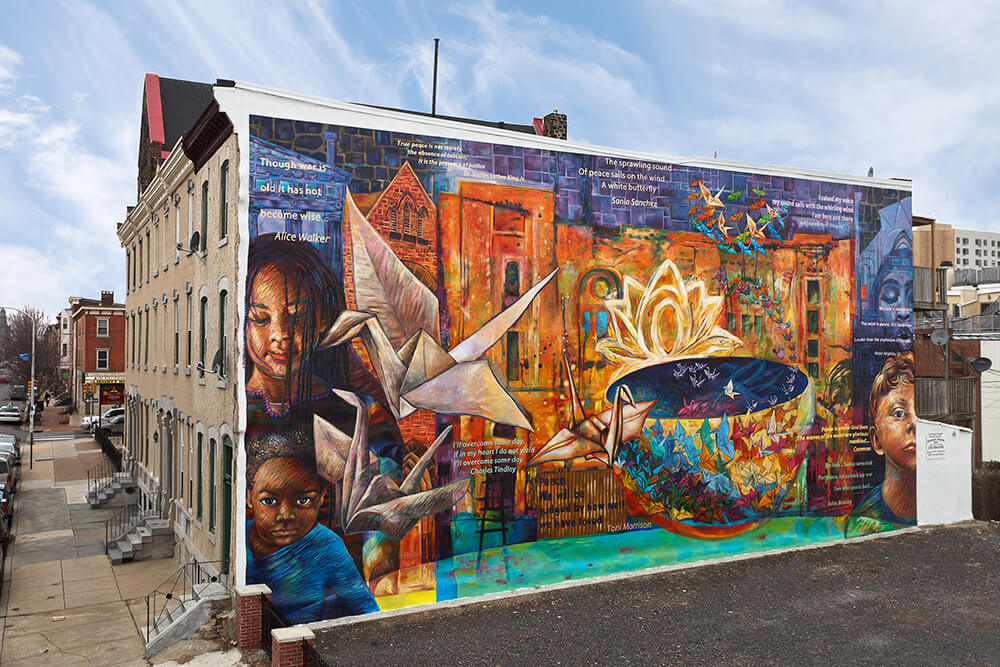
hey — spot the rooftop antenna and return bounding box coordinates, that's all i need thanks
[432,38,440,116]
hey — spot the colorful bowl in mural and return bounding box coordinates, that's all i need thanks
[607,357,815,539]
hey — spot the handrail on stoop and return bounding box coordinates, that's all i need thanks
[144,559,228,642]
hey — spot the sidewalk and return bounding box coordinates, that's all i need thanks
[0,436,179,666]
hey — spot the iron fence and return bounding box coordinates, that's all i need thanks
[261,595,290,661]
[303,639,332,667]
[93,427,123,471]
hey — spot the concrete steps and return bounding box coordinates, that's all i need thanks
[144,582,230,657]
[107,516,175,565]
[88,472,139,508]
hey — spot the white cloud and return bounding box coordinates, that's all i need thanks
[0,44,20,91]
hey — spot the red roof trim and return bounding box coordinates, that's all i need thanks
[145,73,165,145]
[533,118,544,135]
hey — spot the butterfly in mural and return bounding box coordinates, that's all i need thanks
[314,392,470,540]
[726,189,743,201]
[319,191,558,431]
[752,187,767,197]
[525,358,656,468]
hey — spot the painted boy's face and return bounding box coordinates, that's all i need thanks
[247,264,311,381]
[249,457,325,550]
[870,383,917,475]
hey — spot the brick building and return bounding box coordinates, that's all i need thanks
[69,291,126,416]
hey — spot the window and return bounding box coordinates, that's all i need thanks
[219,161,229,239]
[137,312,142,365]
[146,231,151,281]
[97,317,108,336]
[138,239,143,282]
[126,252,130,292]
[807,339,819,357]
[178,426,185,504]
[186,293,192,368]
[808,362,820,379]
[503,262,520,381]
[201,181,208,251]
[188,424,194,509]
[197,433,203,520]
[144,309,150,365]
[209,437,217,533]
[62,318,68,331]
[806,280,820,305]
[96,349,109,370]
[807,310,819,334]
[218,290,227,378]
[173,300,179,366]
[199,296,208,377]
[62,343,67,357]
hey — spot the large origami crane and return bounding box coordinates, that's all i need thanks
[525,358,657,468]
[313,391,470,540]
[318,191,558,431]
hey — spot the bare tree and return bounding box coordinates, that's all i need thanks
[0,307,63,397]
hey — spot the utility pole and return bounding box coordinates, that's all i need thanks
[28,316,35,470]
[432,38,440,116]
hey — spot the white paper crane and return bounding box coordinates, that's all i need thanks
[314,391,469,540]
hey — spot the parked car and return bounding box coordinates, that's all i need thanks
[0,455,18,493]
[0,434,18,458]
[8,385,26,401]
[0,375,8,383]
[0,405,23,425]
[0,483,12,526]
[0,442,19,466]
[98,413,125,436]
[83,407,124,431]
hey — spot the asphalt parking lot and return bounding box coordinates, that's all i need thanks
[315,521,1000,666]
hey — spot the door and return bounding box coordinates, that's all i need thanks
[220,436,233,575]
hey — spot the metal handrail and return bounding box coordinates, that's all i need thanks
[144,559,228,642]
[105,502,142,554]
[87,459,117,504]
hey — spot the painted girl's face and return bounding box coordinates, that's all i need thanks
[870,382,917,475]
[247,264,311,380]
[249,457,325,550]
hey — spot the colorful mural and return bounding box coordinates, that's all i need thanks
[242,115,914,623]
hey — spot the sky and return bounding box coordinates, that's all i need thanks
[0,0,998,318]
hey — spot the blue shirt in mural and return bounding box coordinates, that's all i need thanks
[844,485,915,538]
[246,522,378,623]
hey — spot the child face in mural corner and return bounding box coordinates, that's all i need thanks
[246,263,322,384]
[247,456,326,557]
[869,380,917,476]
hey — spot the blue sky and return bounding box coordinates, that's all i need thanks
[1,0,997,317]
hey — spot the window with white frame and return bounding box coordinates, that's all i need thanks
[97,317,108,337]
[96,348,109,370]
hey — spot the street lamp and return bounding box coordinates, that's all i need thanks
[2,306,36,469]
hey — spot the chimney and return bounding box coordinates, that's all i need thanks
[101,291,114,306]
[542,109,567,140]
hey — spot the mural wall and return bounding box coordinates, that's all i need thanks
[242,115,914,623]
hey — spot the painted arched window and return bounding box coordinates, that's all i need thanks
[504,261,520,382]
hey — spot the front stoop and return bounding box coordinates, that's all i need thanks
[87,471,140,508]
[107,517,175,565]
[145,582,230,657]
